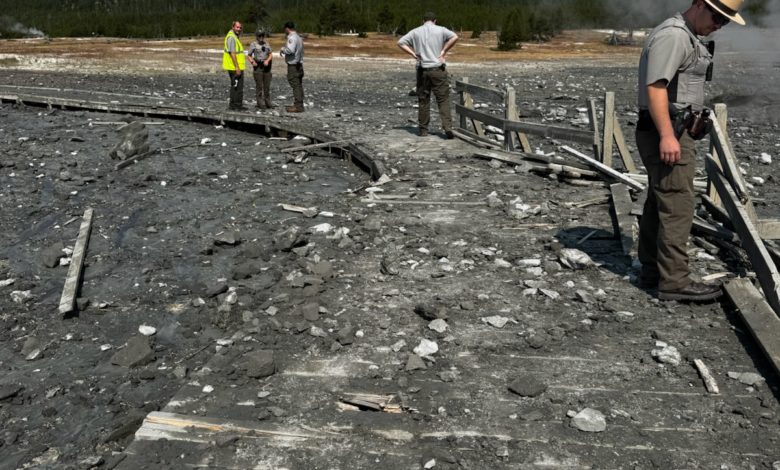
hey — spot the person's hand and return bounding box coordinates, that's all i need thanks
[236,69,242,76]
[438,52,446,63]
[659,135,680,165]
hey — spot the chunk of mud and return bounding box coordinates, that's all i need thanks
[242,350,276,378]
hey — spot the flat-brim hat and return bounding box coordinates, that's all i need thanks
[704,0,746,26]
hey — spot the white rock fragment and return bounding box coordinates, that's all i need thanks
[202,385,214,393]
[539,288,560,300]
[559,248,595,269]
[391,339,407,352]
[138,325,157,336]
[216,338,234,346]
[100,344,113,351]
[494,258,512,268]
[727,371,765,386]
[759,152,772,164]
[11,290,32,304]
[310,223,334,234]
[750,176,765,186]
[413,339,438,357]
[481,316,509,329]
[0,279,15,288]
[424,459,437,469]
[428,319,448,333]
[516,259,541,267]
[309,326,328,337]
[25,349,42,361]
[571,408,607,432]
[651,344,681,366]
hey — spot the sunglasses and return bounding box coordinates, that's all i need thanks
[705,3,730,26]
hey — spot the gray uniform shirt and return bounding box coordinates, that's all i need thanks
[638,13,712,113]
[248,41,272,70]
[398,21,456,69]
[281,32,304,65]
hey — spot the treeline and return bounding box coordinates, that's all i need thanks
[0,0,774,39]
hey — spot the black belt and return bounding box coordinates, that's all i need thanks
[287,63,303,67]
[421,64,446,71]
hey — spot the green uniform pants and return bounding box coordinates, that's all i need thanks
[253,68,273,107]
[228,71,244,109]
[287,63,304,108]
[636,126,697,291]
[417,67,452,133]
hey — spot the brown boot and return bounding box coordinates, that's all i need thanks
[286,105,304,113]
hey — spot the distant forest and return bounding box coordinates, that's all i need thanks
[0,0,774,39]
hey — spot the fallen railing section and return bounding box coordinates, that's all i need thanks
[453,77,780,376]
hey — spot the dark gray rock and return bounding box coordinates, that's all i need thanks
[405,354,427,371]
[301,302,320,322]
[272,226,306,251]
[243,350,276,378]
[508,376,548,397]
[111,336,155,368]
[214,231,240,246]
[41,242,65,268]
[0,384,22,401]
[109,121,149,160]
[233,260,263,280]
[414,302,447,321]
[205,281,228,298]
[337,326,354,345]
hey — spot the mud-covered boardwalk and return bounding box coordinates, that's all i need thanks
[1,52,779,469]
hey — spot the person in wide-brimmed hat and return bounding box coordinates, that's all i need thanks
[635,0,745,302]
[247,29,275,109]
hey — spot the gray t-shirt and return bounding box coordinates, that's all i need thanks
[281,32,304,65]
[398,21,456,69]
[638,13,709,112]
[226,34,239,53]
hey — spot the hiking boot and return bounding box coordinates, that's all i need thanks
[418,129,429,137]
[265,102,276,108]
[658,282,722,302]
[286,105,304,113]
[444,130,455,140]
[637,275,659,289]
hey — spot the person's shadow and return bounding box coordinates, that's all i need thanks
[554,225,633,279]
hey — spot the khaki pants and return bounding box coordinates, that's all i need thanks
[253,68,272,107]
[287,63,304,108]
[417,67,452,133]
[228,71,244,109]
[636,127,697,291]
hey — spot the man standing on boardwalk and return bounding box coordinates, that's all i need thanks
[397,11,459,138]
[280,21,305,113]
[223,21,247,111]
[636,0,744,302]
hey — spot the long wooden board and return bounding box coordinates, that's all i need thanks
[724,278,780,376]
[454,80,505,101]
[708,156,780,314]
[561,145,645,191]
[58,208,94,316]
[602,92,615,167]
[612,114,638,173]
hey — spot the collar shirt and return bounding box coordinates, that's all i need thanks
[638,13,712,113]
[281,32,304,64]
[398,21,456,69]
[249,41,271,62]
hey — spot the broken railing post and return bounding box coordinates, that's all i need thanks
[602,92,615,167]
[587,98,603,162]
[504,87,517,152]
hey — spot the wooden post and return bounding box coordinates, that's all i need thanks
[707,103,727,206]
[461,77,485,137]
[710,112,758,224]
[459,77,468,130]
[59,208,94,316]
[612,117,637,173]
[587,98,602,160]
[610,183,637,256]
[724,278,780,376]
[504,87,517,152]
[602,92,615,167]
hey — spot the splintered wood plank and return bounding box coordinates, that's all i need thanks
[58,208,94,316]
[709,116,758,223]
[587,98,603,161]
[612,113,637,173]
[610,183,637,256]
[504,87,517,152]
[602,92,615,167]
[561,145,645,191]
[724,278,780,376]
[459,77,486,137]
[708,156,780,314]
[707,103,727,206]
[757,219,780,240]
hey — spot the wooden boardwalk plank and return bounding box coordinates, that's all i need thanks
[724,278,780,376]
[58,208,94,316]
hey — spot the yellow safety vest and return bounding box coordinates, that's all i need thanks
[222,31,245,71]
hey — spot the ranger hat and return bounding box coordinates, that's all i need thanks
[256,29,266,37]
[703,0,746,26]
